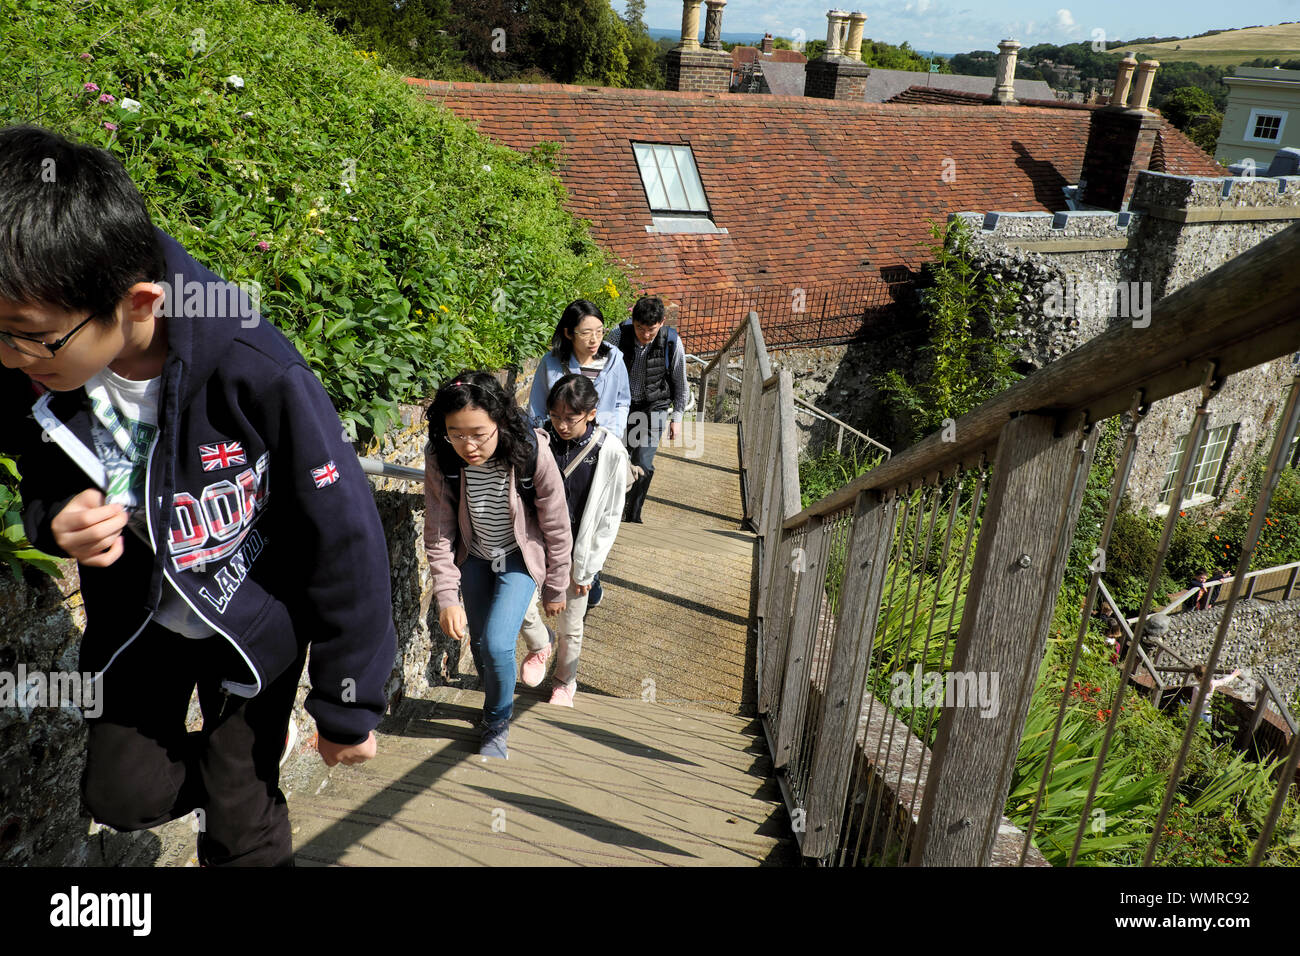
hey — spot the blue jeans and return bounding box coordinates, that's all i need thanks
[460,550,536,724]
[625,405,669,521]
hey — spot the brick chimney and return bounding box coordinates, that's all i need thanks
[760,33,774,55]
[805,10,870,100]
[1078,56,1163,210]
[666,0,731,93]
[992,39,1020,105]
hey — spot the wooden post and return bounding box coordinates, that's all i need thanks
[759,507,798,714]
[910,413,1092,866]
[1286,565,1299,601]
[712,346,729,420]
[773,515,830,770]
[1245,575,1258,600]
[802,490,897,859]
[1238,694,1269,749]
[757,436,782,622]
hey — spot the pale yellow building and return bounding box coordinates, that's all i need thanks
[1215,66,1300,168]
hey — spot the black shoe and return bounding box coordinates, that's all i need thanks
[588,576,603,608]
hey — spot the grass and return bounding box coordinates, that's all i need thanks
[1110,23,1300,67]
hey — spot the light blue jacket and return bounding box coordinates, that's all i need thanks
[528,343,631,441]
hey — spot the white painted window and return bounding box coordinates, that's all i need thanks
[1159,424,1236,505]
[632,143,711,216]
[1245,108,1287,143]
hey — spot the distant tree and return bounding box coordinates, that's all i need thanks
[522,0,631,86]
[621,0,665,88]
[1185,113,1223,154]
[1158,86,1216,129]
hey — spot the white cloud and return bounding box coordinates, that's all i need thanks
[1056,9,1077,31]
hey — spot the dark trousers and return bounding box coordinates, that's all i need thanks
[624,403,669,522]
[81,622,305,867]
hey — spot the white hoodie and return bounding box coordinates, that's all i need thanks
[568,426,630,586]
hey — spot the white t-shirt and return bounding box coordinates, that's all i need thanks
[85,369,215,639]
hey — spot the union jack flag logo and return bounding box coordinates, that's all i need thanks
[311,461,340,488]
[199,441,247,472]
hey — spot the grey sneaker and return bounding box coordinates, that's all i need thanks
[479,719,510,760]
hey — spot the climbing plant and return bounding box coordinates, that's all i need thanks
[874,218,1022,447]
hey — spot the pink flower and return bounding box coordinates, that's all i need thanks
[256,241,270,252]
[103,122,118,131]
[83,82,100,93]
[78,53,94,62]
[98,93,115,104]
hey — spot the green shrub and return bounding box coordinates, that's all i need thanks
[2,0,633,442]
[0,456,62,579]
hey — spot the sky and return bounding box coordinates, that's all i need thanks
[624,0,1300,54]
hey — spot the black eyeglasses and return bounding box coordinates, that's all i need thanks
[0,311,101,359]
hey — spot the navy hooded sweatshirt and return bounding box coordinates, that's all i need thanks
[0,230,396,745]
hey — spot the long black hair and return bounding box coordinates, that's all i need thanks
[0,125,164,322]
[426,369,533,475]
[551,298,605,363]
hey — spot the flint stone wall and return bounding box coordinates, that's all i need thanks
[1159,599,1300,719]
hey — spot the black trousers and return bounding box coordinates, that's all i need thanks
[81,622,306,867]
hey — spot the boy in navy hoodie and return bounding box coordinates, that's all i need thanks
[0,125,396,866]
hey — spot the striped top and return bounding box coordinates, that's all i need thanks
[578,352,608,382]
[464,460,519,560]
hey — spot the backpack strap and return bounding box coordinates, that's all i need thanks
[562,428,605,480]
[663,326,679,372]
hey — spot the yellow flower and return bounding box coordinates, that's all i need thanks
[439,304,449,313]
[415,308,424,316]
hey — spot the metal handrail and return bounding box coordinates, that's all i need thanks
[359,457,424,482]
[689,340,891,458]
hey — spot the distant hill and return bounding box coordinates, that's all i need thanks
[1111,22,1300,67]
[648,27,768,44]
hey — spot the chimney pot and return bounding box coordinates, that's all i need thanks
[824,9,849,57]
[993,38,1020,105]
[844,12,867,61]
[1112,54,1137,107]
[1130,59,1159,112]
[703,0,727,52]
[760,33,774,55]
[677,0,704,51]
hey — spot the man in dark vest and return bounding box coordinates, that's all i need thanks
[608,295,688,524]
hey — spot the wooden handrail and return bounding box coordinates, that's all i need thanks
[783,220,1300,530]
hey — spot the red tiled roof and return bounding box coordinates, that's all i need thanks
[408,80,1223,303]
[731,46,807,66]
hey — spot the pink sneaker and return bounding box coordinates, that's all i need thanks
[520,642,552,688]
[549,680,576,707]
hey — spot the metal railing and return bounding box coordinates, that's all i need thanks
[359,457,424,483]
[705,220,1300,866]
[1155,560,1300,615]
[677,277,912,355]
[687,351,890,462]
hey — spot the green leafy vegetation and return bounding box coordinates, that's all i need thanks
[873,218,1022,448]
[0,456,62,579]
[284,0,666,87]
[2,0,633,442]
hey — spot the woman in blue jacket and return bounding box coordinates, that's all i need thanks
[527,299,630,442]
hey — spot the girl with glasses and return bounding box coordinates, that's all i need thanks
[517,374,629,706]
[424,370,572,759]
[526,299,630,442]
